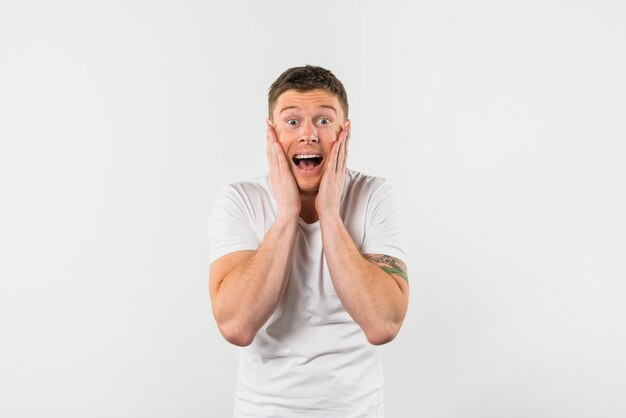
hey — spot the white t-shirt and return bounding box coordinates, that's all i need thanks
[207,169,407,418]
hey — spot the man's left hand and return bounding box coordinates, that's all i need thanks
[315,121,351,220]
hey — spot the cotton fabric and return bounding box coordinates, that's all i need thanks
[208,169,407,417]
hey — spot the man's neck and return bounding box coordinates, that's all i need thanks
[299,192,318,224]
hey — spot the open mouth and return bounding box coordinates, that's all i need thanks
[292,154,324,170]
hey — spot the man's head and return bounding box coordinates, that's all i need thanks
[268,65,349,123]
[267,65,350,194]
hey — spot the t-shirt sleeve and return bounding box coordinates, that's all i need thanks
[360,180,408,264]
[207,184,261,266]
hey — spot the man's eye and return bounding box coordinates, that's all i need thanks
[318,118,330,125]
[287,119,298,125]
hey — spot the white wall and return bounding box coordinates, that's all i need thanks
[1,1,624,417]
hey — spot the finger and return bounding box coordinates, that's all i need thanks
[274,142,289,173]
[267,123,295,177]
[339,122,350,145]
[268,124,285,165]
[266,124,278,173]
[336,124,350,172]
[338,133,346,174]
[328,139,340,174]
[340,125,351,173]
[267,120,279,143]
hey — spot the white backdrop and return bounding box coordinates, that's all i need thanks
[1,1,624,417]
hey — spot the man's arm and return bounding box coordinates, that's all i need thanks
[209,122,302,347]
[209,216,298,347]
[316,122,409,345]
[320,215,409,345]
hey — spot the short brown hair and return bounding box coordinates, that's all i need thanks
[268,65,349,122]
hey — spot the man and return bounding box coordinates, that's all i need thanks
[207,65,409,417]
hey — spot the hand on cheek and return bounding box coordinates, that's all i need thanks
[316,121,351,220]
[266,119,301,221]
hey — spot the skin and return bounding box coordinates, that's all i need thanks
[267,88,351,223]
[208,88,409,347]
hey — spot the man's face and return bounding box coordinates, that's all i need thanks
[269,88,349,194]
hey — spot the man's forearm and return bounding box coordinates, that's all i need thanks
[215,216,298,345]
[320,215,407,345]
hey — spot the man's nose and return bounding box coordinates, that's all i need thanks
[298,121,319,143]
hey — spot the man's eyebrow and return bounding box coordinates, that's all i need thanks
[319,105,337,114]
[279,105,337,114]
[279,105,299,114]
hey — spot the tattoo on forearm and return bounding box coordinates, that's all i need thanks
[364,254,409,283]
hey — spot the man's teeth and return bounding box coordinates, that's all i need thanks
[294,154,322,159]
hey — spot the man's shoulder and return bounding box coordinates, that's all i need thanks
[346,168,398,195]
[219,174,271,199]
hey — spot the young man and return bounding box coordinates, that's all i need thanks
[207,65,409,417]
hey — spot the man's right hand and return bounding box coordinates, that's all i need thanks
[266,120,301,220]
